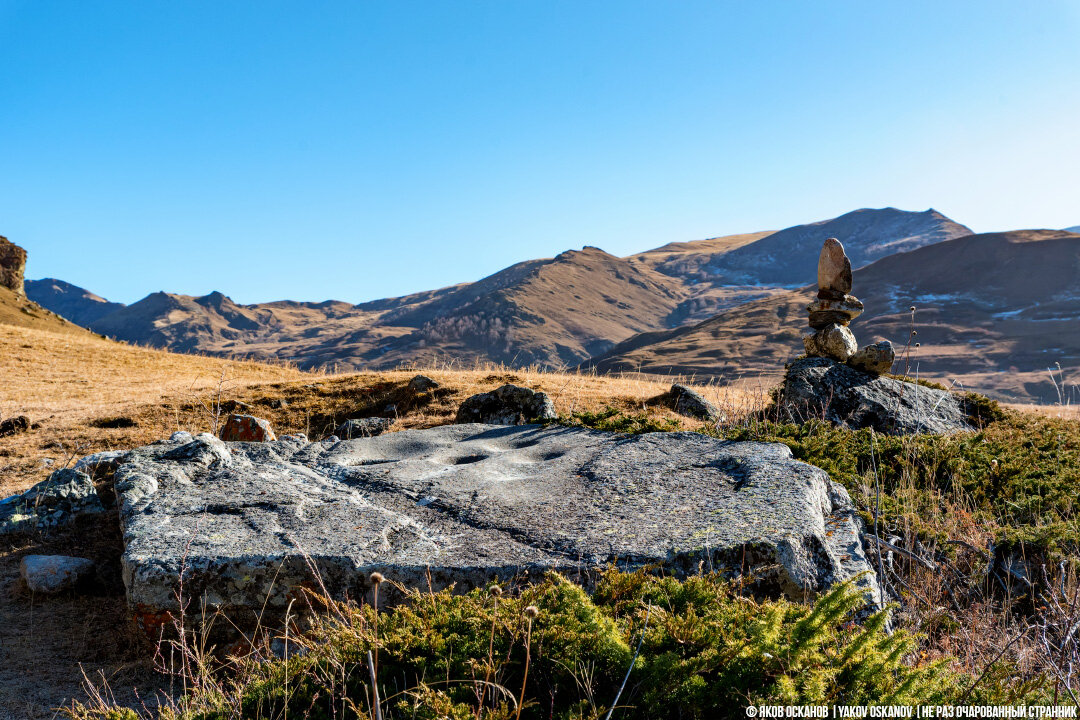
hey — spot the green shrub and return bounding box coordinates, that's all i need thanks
[69,571,1033,720]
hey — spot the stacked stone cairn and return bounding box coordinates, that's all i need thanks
[803,238,895,376]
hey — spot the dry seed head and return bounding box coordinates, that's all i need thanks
[910,306,916,312]
[490,584,503,597]
[369,572,384,585]
[524,605,539,619]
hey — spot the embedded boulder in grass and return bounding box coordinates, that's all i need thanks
[455,384,557,425]
[407,374,440,392]
[335,416,394,439]
[110,424,880,635]
[670,383,723,422]
[219,413,277,442]
[778,356,976,435]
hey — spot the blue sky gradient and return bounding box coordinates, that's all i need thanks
[2,1,1078,304]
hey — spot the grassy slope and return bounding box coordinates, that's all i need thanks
[4,320,1078,716]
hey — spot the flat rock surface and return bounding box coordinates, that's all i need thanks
[779,357,976,435]
[113,425,878,630]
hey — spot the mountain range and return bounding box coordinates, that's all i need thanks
[19,207,1080,402]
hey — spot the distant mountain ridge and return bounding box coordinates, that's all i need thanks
[25,206,973,373]
[584,228,1080,402]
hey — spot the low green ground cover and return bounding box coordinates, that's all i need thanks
[76,571,1035,720]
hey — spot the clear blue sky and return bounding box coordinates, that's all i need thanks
[2,2,1078,305]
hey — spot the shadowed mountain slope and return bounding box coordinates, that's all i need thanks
[25,278,127,326]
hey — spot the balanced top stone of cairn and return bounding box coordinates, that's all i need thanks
[803,238,895,375]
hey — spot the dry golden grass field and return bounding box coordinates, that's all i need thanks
[0,324,762,718]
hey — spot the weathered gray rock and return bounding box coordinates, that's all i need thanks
[0,468,107,535]
[803,323,858,362]
[335,417,394,439]
[817,237,852,296]
[778,357,976,435]
[0,236,27,296]
[847,341,896,376]
[20,555,95,593]
[407,374,440,392]
[670,383,722,422]
[112,425,879,633]
[456,384,557,425]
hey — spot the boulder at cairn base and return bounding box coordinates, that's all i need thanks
[112,425,880,634]
[219,414,276,442]
[847,340,896,376]
[778,357,976,435]
[803,323,858,362]
[455,384,557,425]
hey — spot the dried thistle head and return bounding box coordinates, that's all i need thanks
[489,584,503,597]
[369,571,384,586]
[524,605,539,619]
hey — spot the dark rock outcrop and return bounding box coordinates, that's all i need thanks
[778,357,975,435]
[0,415,30,437]
[455,384,557,425]
[111,426,880,633]
[0,236,27,296]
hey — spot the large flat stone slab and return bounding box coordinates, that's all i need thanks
[112,425,879,631]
